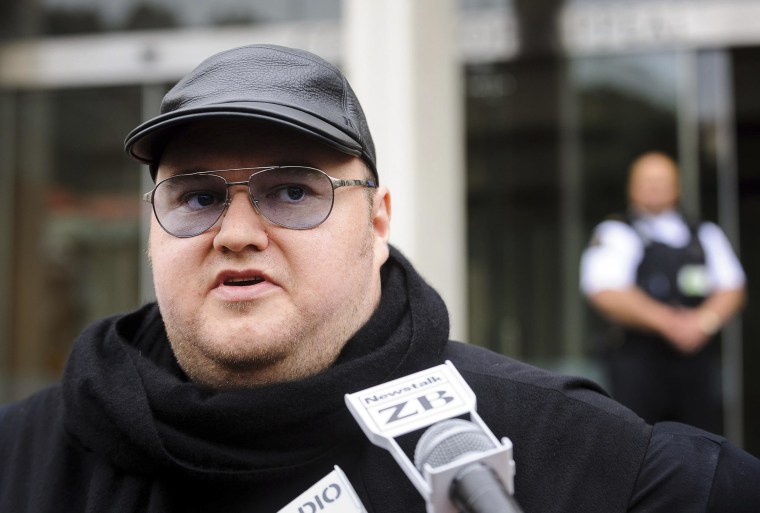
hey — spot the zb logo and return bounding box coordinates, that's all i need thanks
[377,390,455,425]
[297,483,341,513]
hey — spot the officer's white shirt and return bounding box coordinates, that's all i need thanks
[580,209,745,296]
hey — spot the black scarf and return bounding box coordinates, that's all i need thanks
[61,246,449,485]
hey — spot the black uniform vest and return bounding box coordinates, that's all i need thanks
[628,213,708,309]
[617,213,711,353]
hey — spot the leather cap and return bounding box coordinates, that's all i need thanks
[124,44,377,180]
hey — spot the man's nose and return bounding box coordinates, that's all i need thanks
[212,188,269,252]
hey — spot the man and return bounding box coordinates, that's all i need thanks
[0,45,758,513]
[580,151,746,433]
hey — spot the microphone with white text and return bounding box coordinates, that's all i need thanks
[414,419,524,513]
[345,361,520,513]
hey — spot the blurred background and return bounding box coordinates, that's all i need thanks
[1,0,758,453]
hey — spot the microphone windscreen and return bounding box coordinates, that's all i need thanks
[414,419,494,470]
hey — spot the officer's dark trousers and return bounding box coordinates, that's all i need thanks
[607,334,723,434]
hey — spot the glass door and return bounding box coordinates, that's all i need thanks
[1,86,144,400]
[465,47,755,451]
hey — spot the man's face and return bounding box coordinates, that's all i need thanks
[627,154,680,215]
[148,119,391,388]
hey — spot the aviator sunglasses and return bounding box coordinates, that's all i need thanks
[143,166,377,238]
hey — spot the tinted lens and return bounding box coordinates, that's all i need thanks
[153,174,228,237]
[250,167,334,229]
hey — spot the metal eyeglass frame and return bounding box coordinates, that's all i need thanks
[142,166,378,237]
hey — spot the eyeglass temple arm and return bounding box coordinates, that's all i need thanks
[143,191,154,203]
[332,178,377,189]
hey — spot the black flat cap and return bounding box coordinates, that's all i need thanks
[124,44,377,179]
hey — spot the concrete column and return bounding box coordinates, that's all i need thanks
[342,0,467,341]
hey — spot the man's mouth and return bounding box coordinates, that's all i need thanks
[224,276,265,287]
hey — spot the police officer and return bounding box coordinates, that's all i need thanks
[580,151,746,433]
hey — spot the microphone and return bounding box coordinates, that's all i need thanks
[345,361,519,513]
[414,419,524,513]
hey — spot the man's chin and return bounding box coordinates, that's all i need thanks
[219,299,260,314]
[172,339,292,388]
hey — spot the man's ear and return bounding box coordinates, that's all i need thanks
[371,186,391,265]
